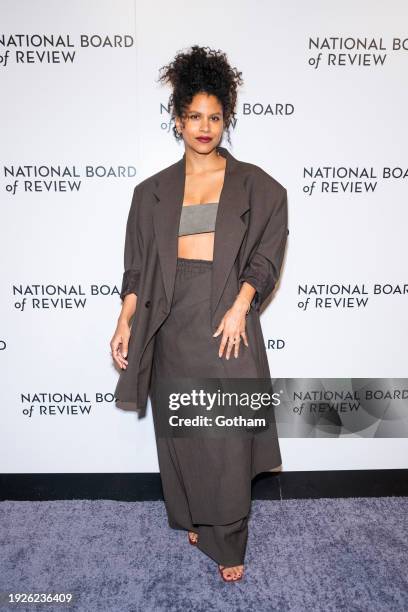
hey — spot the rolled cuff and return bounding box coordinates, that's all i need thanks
[120,268,141,301]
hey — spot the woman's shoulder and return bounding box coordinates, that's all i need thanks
[132,158,181,194]
[236,157,287,196]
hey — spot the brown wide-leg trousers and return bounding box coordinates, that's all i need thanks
[150,257,280,566]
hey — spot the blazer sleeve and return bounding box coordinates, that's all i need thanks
[119,185,143,301]
[239,183,288,311]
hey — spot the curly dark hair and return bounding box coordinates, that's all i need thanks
[157,45,244,146]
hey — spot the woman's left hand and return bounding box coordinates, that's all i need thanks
[213,298,250,359]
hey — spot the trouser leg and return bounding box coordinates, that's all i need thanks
[155,437,196,531]
[157,434,249,564]
[196,514,249,566]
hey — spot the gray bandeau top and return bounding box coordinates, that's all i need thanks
[178,202,219,237]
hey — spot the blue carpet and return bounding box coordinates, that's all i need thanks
[1,497,407,611]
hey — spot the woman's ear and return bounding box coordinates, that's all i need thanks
[175,115,183,134]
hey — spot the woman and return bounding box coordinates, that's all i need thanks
[111,45,288,582]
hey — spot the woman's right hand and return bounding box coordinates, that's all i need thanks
[110,319,131,370]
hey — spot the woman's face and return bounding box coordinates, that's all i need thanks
[176,92,224,153]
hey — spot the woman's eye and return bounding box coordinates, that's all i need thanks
[188,115,220,120]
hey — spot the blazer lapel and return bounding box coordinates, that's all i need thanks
[152,146,249,323]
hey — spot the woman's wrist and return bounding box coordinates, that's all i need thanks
[118,294,137,326]
[234,295,251,315]
[236,281,256,315]
[117,312,132,326]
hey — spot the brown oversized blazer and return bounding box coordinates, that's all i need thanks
[114,145,289,416]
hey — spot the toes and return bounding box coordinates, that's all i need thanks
[219,565,229,579]
[229,565,243,580]
[219,565,236,581]
[188,531,198,544]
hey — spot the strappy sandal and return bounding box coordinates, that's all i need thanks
[218,564,244,582]
[188,531,198,546]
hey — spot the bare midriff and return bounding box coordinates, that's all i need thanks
[177,231,214,261]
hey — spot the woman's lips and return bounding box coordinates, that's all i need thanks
[197,137,212,142]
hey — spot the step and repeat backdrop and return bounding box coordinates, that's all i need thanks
[1,0,407,473]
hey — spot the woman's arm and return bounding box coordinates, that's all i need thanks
[111,185,144,369]
[239,184,288,311]
[119,185,144,300]
[213,178,288,359]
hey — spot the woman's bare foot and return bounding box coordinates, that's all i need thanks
[188,531,198,544]
[218,564,244,581]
